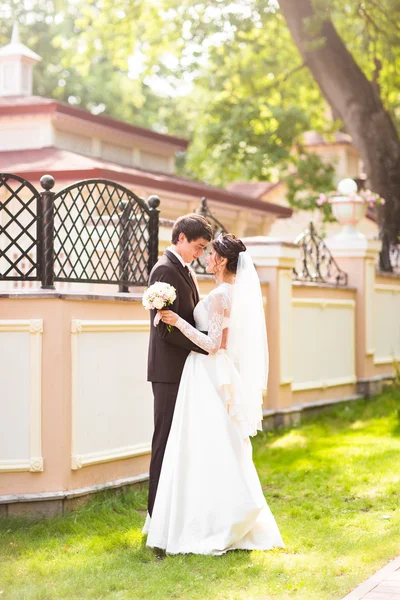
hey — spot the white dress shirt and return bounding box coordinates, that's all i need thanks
[167,246,187,268]
[167,246,199,291]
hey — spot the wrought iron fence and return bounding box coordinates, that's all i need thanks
[0,173,42,281]
[193,197,227,275]
[2,174,397,290]
[0,173,160,291]
[293,222,348,286]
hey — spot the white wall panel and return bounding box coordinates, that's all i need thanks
[71,320,153,469]
[0,118,52,150]
[292,300,356,392]
[0,320,43,472]
[374,285,400,364]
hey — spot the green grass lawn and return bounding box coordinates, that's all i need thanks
[1,387,400,600]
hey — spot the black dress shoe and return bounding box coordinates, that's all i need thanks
[153,547,166,560]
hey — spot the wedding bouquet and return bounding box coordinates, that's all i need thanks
[142,282,177,331]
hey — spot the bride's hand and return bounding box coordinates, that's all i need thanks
[158,310,179,326]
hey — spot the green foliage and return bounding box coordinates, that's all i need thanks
[2,0,400,206]
[284,150,336,221]
[1,390,400,599]
[68,1,400,164]
[176,6,327,184]
[57,0,400,194]
[0,1,329,185]
[0,1,185,133]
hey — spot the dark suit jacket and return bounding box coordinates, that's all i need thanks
[147,250,207,383]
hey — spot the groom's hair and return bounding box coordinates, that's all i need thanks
[172,214,213,244]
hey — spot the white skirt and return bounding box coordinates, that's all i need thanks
[143,350,284,555]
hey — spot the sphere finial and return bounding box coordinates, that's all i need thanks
[148,195,160,209]
[40,174,55,191]
[338,178,357,195]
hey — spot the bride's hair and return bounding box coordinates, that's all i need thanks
[212,233,246,274]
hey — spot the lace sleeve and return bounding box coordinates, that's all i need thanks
[175,290,228,354]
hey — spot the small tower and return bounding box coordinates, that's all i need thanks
[0,22,41,97]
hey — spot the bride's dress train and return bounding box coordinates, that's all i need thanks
[143,282,284,555]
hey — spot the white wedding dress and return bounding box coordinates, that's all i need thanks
[143,282,284,555]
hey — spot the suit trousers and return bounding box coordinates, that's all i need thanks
[147,381,180,516]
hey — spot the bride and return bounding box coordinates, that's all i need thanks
[143,233,284,555]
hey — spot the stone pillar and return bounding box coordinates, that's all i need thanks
[326,236,381,382]
[235,210,249,238]
[261,215,276,236]
[244,238,299,411]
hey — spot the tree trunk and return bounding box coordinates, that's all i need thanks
[279,0,400,270]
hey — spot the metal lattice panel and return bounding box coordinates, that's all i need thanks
[0,173,41,281]
[293,222,348,286]
[52,180,151,286]
[54,130,93,157]
[193,197,227,275]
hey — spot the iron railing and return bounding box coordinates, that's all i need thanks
[2,173,397,289]
[0,173,42,281]
[0,173,160,291]
[194,197,227,275]
[293,222,348,286]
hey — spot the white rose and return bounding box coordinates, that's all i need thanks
[153,297,165,310]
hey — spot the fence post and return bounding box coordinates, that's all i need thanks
[147,195,160,277]
[118,200,132,293]
[40,174,55,290]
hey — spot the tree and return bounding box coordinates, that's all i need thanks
[69,2,400,266]
[1,1,333,189]
[0,1,188,134]
[63,0,332,184]
[278,0,400,270]
[284,149,336,221]
[3,1,399,268]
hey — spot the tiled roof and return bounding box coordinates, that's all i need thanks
[0,147,292,218]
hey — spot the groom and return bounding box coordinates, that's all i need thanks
[147,213,213,516]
